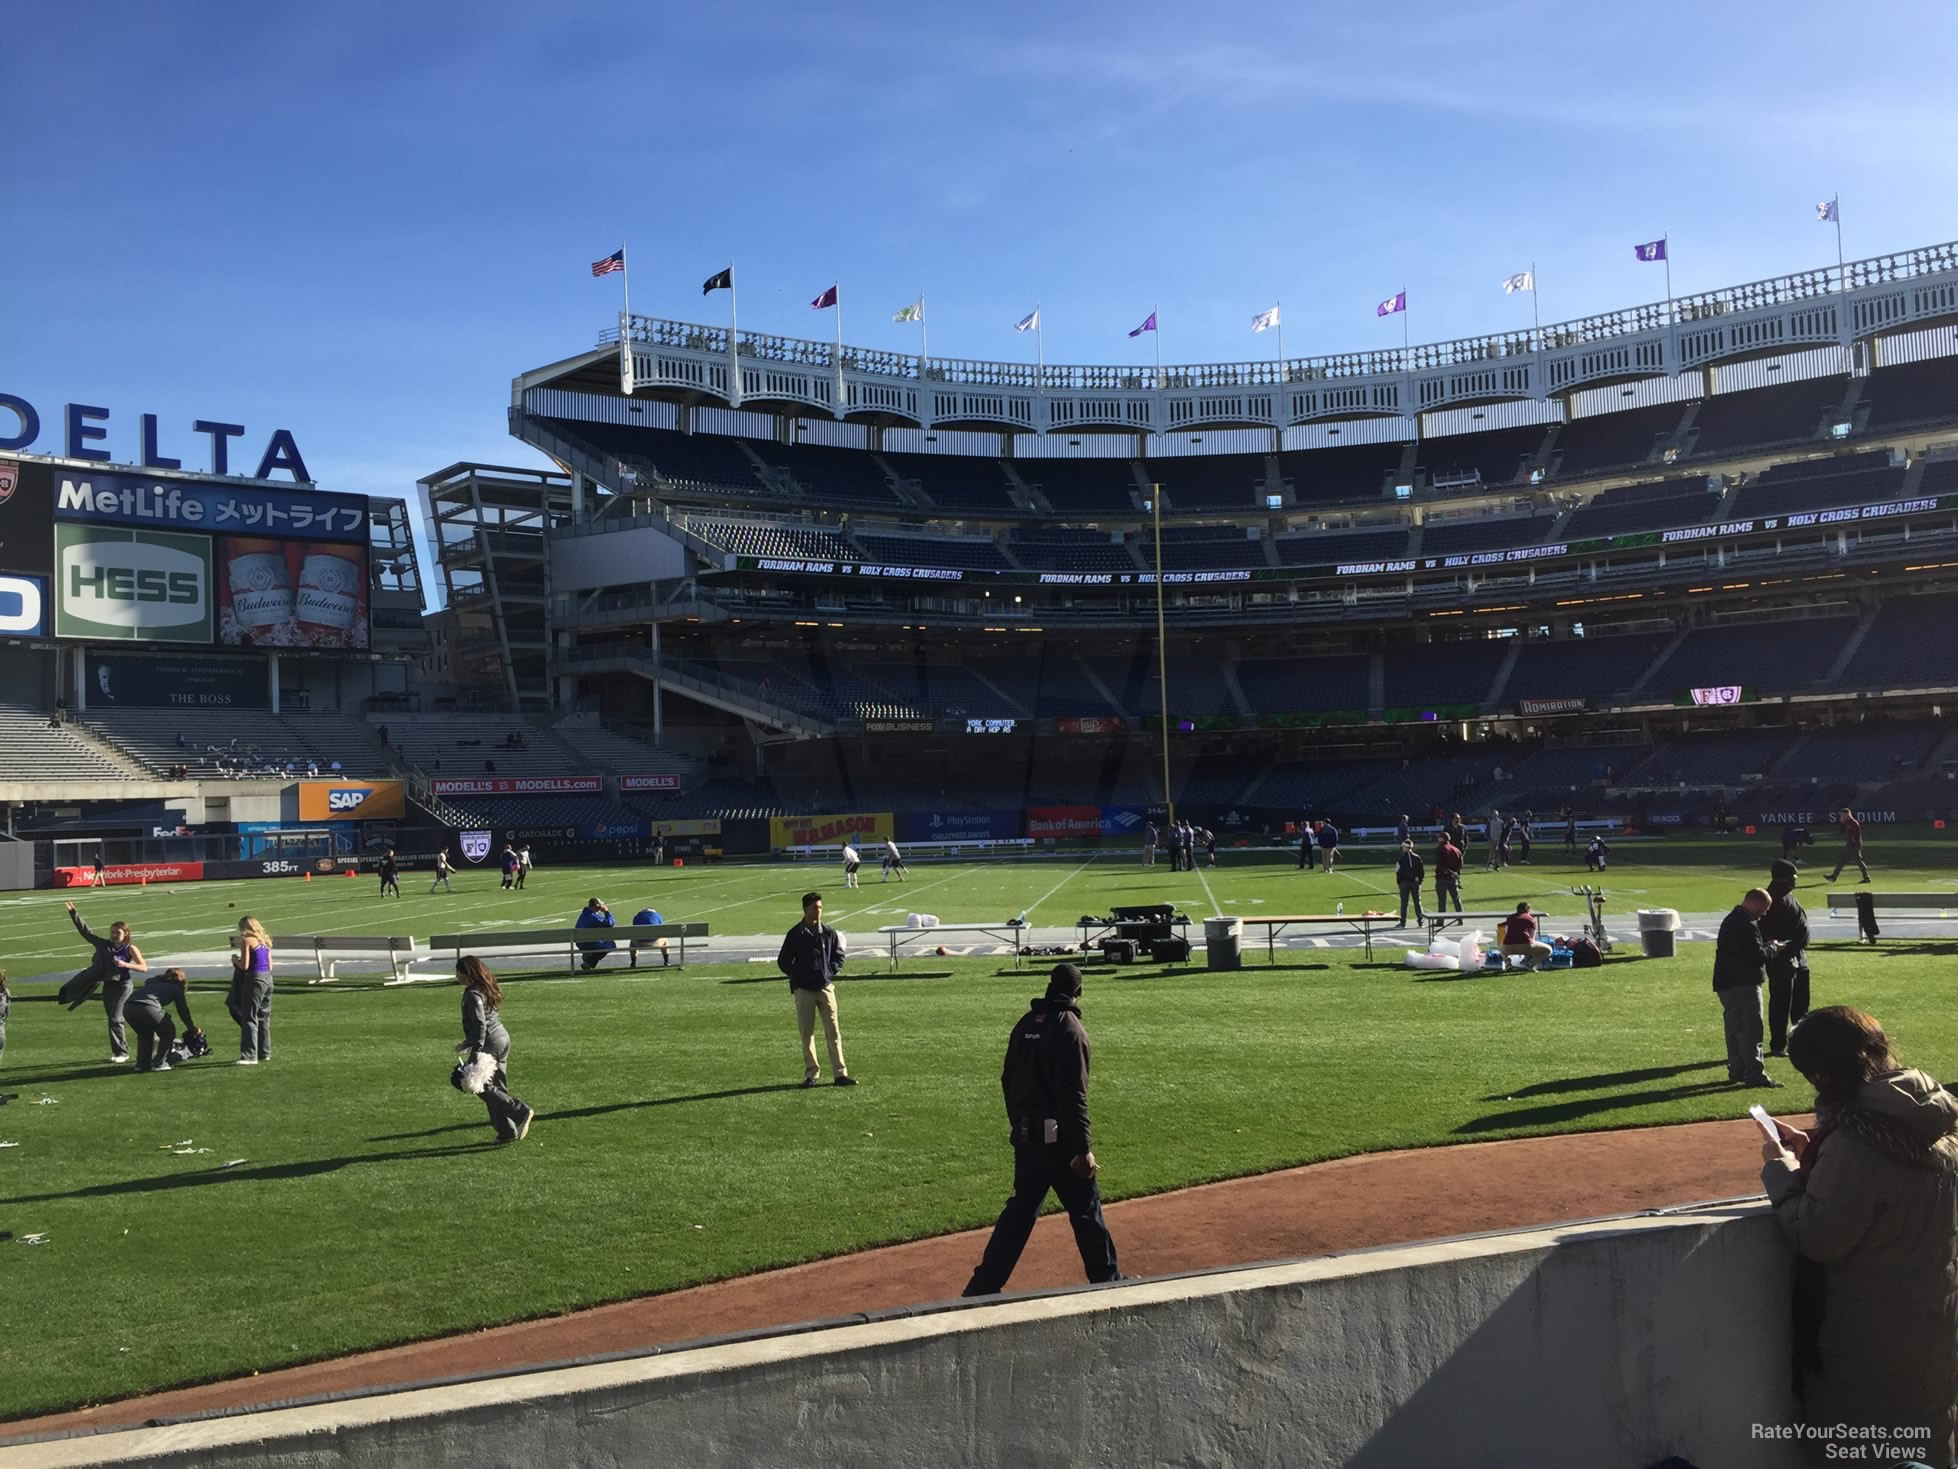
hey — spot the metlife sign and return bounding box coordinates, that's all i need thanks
[52,469,368,543]
[55,525,213,643]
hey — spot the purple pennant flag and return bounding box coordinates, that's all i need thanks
[1128,311,1157,337]
[1376,291,1406,317]
[1633,239,1667,262]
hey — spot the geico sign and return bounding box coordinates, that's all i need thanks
[0,574,45,635]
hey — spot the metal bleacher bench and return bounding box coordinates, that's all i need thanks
[419,923,710,974]
[270,934,418,985]
[1827,892,1955,942]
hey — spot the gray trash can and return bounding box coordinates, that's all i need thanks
[1637,908,1680,959]
[1204,916,1242,972]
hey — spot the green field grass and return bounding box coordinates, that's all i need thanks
[0,838,1954,1422]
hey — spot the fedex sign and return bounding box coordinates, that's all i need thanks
[0,392,309,483]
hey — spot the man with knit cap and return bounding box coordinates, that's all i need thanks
[962,963,1124,1297]
[1761,859,1811,1058]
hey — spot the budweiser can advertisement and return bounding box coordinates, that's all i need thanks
[216,536,368,649]
[223,538,296,639]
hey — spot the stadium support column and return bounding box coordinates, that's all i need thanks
[651,621,663,747]
[1152,481,1173,833]
[267,653,280,714]
[71,646,86,711]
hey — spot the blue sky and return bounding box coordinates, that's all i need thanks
[3,0,1954,506]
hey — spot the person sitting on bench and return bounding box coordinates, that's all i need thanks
[1498,902,1553,971]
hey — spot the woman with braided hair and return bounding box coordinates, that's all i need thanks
[1757,1006,1958,1463]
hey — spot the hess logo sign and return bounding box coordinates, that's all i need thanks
[326,787,375,813]
[55,527,212,641]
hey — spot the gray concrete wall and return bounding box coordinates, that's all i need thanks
[0,1206,1807,1469]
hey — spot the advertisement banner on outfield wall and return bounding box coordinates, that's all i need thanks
[620,774,682,791]
[1055,717,1126,735]
[769,811,894,848]
[899,810,1022,842]
[296,780,405,822]
[216,535,369,650]
[54,860,205,887]
[646,818,721,837]
[1026,805,1103,839]
[431,776,603,796]
[1098,807,1147,837]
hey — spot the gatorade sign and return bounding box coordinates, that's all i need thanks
[297,780,405,822]
[55,524,212,642]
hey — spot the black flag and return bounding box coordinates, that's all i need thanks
[702,267,733,294]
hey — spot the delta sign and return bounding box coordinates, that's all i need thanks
[0,393,309,482]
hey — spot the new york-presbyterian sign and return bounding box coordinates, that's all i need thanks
[0,393,310,483]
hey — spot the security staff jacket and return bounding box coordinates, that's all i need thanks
[1001,996,1093,1156]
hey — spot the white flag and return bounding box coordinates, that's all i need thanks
[1816,198,1839,223]
[1502,271,1534,294]
[893,299,923,323]
[1251,305,1281,333]
[1014,308,1040,332]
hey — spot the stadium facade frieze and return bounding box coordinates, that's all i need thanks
[602,241,1958,431]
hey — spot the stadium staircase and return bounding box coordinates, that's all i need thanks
[1712,480,1744,520]
[967,667,1032,718]
[1822,607,1880,685]
[558,646,835,738]
[1764,735,1811,780]
[1366,652,1386,720]
[1002,463,1051,515]
[1220,661,1255,720]
[1074,658,1128,719]
[1485,640,1525,708]
[1626,629,1692,699]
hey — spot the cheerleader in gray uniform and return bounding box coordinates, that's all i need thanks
[124,967,201,1073]
[456,956,534,1143]
[60,901,147,1062]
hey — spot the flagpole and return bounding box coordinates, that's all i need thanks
[728,260,741,406]
[1401,286,1409,358]
[621,240,630,324]
[1275,300,1284,372]
[1832,196,1845,295]
[1663,235,1674,324]
[1152,481,1173,835]
[1152,304,1162,383]
[1530,261,1542,348]
[920,294,928,364]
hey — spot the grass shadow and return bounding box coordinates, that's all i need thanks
[1454,1078,1743,1134]
[541,1083,810,1123]
[1483,1061,1726,1101]
[1,1142,500,1205]
[1,1063,142,1085]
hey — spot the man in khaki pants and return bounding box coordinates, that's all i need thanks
[777,892,857,1088]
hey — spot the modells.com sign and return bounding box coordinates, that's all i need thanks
[55,525,212,643]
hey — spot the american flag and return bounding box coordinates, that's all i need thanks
[591,248,625,278]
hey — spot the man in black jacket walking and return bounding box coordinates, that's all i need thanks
[1761,859,1811,1058]
[777,892,855,1087]
[1713,888,1783,1089]
[963,963,1122,1296]
[1394,839,1426,928]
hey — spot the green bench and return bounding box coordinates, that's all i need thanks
[419,923,709,974]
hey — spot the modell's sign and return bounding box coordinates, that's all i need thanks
[431,776,604,796]
[620,774,682,791]
[1517,697,1588,716]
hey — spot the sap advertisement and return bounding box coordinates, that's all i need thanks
[296,780,406,822]
[88,653,267,708]
[55,524,213,643]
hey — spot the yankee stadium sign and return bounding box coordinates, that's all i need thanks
[0,393,310,483]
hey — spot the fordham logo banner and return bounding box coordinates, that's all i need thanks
[460,830,493,863]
